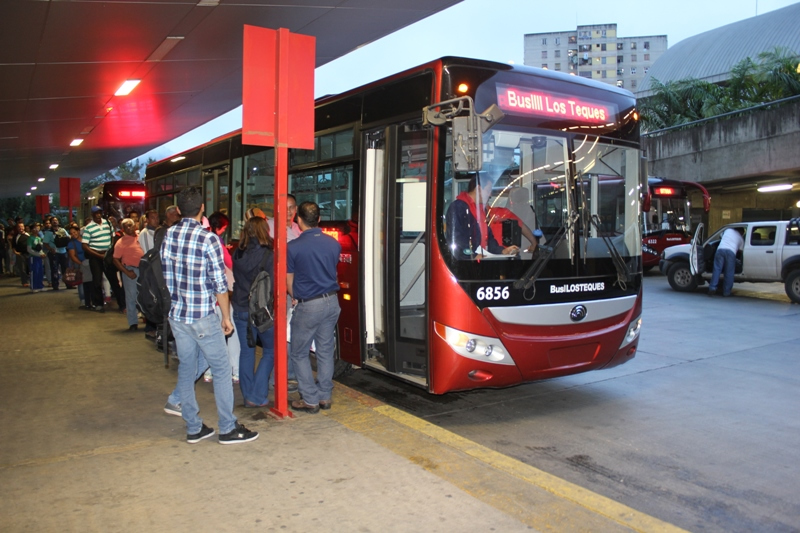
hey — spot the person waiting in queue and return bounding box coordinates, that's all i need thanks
[446,174,519,260]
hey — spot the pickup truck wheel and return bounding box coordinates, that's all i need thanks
[785,270,800,304]
[667,262,698,292]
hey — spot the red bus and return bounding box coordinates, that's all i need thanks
[642,177,710,270]
[146,57,643,393]
[79,180,147,225]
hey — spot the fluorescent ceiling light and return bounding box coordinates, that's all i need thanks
[171,156,186,163]
[757,184,792,193]
[26,192,31,196]
[31,186,37,190]
[70,139,84,147]
[49,164,59,170]
[38,177,45,182]
[115,79,141,96]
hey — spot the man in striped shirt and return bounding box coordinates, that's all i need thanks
[82,206,115,311]
[161,187,257,445]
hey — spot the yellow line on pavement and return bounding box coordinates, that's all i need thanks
[373,404,689,533]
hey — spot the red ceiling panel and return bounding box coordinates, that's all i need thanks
[0,0,462,198]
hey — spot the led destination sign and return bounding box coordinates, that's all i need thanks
[495,83,618,125]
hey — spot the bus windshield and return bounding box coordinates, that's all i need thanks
[440,127,641,281]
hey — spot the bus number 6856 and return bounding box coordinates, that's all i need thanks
[476,286,510,301]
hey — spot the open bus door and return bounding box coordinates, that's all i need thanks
[362,124,430,387]
[689,222,705,276]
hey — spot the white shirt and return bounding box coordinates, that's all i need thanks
[138,227,156,254]
[718,228,744,253]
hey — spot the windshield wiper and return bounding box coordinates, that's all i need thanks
[588,214,633,289]
[514,212,579,290]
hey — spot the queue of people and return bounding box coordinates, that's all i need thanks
[4,189,342,446]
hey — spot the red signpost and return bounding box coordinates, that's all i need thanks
[35,195,50,218]
[59,177,81,223]
[242,25,315,419]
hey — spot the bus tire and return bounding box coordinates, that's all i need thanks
[667,262,698,292]
[785,270,800,304]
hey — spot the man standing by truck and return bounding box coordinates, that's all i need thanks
[708,227,744,297]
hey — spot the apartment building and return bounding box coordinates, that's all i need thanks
[523,24,667,91]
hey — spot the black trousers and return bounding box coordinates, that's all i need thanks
[87,255,124,307]
[48,252,69,288]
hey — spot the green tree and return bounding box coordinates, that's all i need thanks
[640,47,800,132]
[81,158,151,193]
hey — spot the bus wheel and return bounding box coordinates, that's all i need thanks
[785,270,800,304]
[667,262,698,292]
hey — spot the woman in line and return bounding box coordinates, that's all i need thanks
[112,218,144,331]
[27,223,46,292]
[232,216,275,407]
[202,212,241,383]
[67,225,94,309]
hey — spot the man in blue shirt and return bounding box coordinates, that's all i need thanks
[287,202,341,413]
[161,187,258,445]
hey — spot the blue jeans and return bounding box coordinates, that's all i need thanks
[290,294,341,406]
[233,310,274,405]
[29,256,44,290]
[709,248,737,295]
[49,252,69,288]
[121,266,139,326]
[169,314,237,435]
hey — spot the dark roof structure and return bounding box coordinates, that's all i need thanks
[0,0,461,198]
[637,2,800,96]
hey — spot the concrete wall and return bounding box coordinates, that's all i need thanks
[643,99,800,183]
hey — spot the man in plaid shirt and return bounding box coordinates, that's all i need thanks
[161,187,258,445]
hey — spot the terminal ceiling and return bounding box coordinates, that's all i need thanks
[0,0,461,199]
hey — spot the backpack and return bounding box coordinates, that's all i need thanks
[135,227,170,325]
[246,247,274,347]
[15,234,29,254]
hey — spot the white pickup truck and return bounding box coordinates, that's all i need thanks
[659,219,800,303]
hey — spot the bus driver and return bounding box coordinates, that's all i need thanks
[446,174,520,260]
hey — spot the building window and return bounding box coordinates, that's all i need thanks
[579,71,591,78]
[602,30,607,37]
[542,63,548,69]
[631,67,637,75]
[579,44,591,52]
[601,57,607,64]
[541,51,547,59]
[631,54,637,62]
[555,49,561,58]
[601,43,607,51]
[555,37,560,45]
[617,55,624,64]
[617,68,624,75]
[644,67,650,74]
[644,41,650,50]
[617,42,623,51]
[555,63,561,71]
[542,38,547,45]
[568,35,577,44]
[631,80,637,88]
[630,42,637,50]
[616,80,624,87]
[602,70,607,78]
[644,53,650,61]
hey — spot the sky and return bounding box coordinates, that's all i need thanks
[143,0,799,164]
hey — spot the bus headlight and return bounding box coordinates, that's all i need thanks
[434,323,514,365]
[620,316,642,348]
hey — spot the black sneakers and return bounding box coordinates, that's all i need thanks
[187,424,215,444]
[218,422,259,445]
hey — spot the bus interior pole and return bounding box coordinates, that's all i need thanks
[270,28,291,420]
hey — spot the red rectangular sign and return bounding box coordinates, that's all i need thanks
[242,26,315,149]
[495,83,617,125]
[59,177,81,207]
[35,195,50,215]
